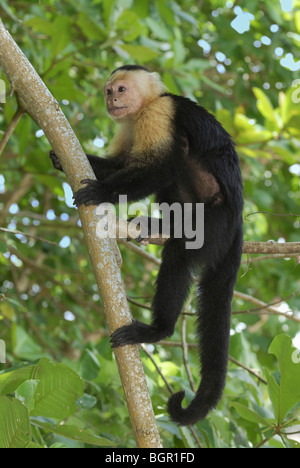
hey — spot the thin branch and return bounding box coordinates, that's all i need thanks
[233,290,300,324]
[140,343,203,448]
[159,340,267,384]
[9,259,59,360]
[140,343,173,394]
[241,253,300,264]
[242,241,300,255]
[244,210,300,221]
[118,220,300,255]
[228,356,267,385]
[0,105,25,156]
[118,238,161,266]
[0,226,61,247]
[0,173,33,224]
[181,294,196,392]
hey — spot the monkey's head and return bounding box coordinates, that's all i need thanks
[104,65,166,121]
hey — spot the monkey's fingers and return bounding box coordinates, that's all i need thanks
[73,179,103,207]
[110,320,161,347]
[49,150,63,171]
[110,322,140,348]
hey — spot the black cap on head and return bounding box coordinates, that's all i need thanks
[110,65,150,76]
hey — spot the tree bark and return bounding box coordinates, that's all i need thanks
[0,19,162,448]
[117,219,300,255]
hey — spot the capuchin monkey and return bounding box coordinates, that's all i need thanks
[50,65,244,426]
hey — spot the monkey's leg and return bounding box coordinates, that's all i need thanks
[110,239,193,347]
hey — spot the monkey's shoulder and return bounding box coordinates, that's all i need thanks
[168,94,234,152]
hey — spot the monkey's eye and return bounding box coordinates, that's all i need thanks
[105,88,112,96]
[118,86,126,93]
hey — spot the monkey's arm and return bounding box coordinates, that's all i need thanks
[49,150,124,181]
[73,163,173,207]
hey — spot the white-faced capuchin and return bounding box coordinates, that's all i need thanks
[50,65,244,426]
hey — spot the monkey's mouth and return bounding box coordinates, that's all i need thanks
[108,106,128,114]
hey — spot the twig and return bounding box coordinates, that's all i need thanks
[140,343,173,394]
[245,210,300,221]
[158,340,267,384]
[0,173,33,224]
[118,220,300,255]
[0,226,60,247]
[228,356,267,384]
[181,295,196,392]
[140,343,203,448]
[233,290,300,324]
[0,106,25,156]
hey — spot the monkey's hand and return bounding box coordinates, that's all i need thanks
[73,179,108,207]
[110,320,165,347]
[49,150,63,171]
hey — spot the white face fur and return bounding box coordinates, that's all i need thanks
[104,70,165,121]
[104,77,145,121]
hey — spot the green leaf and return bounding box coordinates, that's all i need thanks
[15,379,39,412]
[76,393,97,410]
[145,17,171,40]
[12,324,43,361]
[279,88,300,125]
[116,11,143,42]
[132,0,149,18]
[162,72,180,94]
[31,358,84,419]
[25,17,54,35]
[32,420,114,446]
[77,14,106,41]
[231,402,270,425]
[253,87,279,128]
[78,349,101,380]
[0,363,36,395]
[102,0,116,26]
[0,396,31,448]
[51,17,72,56]
[268,335,300,422]
[201,75,227,94]
[156,0,176,26]
[265,369,280,420]
[118,44,159,62]
[295,11,300,34]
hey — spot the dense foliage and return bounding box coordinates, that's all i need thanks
[0,0,299,448]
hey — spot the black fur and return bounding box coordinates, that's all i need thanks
[50,86,243,426]
[110,65,150,75]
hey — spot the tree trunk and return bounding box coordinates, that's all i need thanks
[0,19,162,448]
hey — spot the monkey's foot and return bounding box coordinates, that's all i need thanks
[110,320,164,347]
[73,179,106,207]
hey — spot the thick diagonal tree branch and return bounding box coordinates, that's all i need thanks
[0,19,162,448]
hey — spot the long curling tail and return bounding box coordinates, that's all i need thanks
[168,229,243,425]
